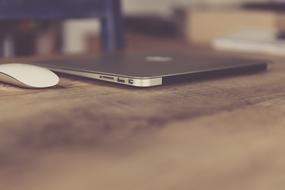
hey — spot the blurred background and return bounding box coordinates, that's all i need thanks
[1,0,284,57]
[124,0,264,16]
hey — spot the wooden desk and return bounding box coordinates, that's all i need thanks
[1,37,285,190]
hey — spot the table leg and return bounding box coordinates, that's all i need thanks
[100,0,125,52]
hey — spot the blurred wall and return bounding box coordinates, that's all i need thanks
[123,0,267,16]
[64,0,267,54]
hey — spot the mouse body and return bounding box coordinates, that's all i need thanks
[0,63,60,88]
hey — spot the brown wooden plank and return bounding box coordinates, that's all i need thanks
[1,89,285,190]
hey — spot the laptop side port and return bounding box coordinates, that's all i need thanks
[99,75,115,82]
[117,78,125,83]
[128,79,134,84]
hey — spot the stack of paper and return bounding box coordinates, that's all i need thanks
[213,29,285,55]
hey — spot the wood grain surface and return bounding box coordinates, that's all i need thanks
[1,37,285,190]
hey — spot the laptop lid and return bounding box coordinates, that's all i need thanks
[33,52,268,87]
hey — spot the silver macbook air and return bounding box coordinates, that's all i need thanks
[33,52,268,87]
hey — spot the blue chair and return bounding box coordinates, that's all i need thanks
[0,0,125,52]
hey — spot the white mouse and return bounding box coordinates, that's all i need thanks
[0,63,60,88]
